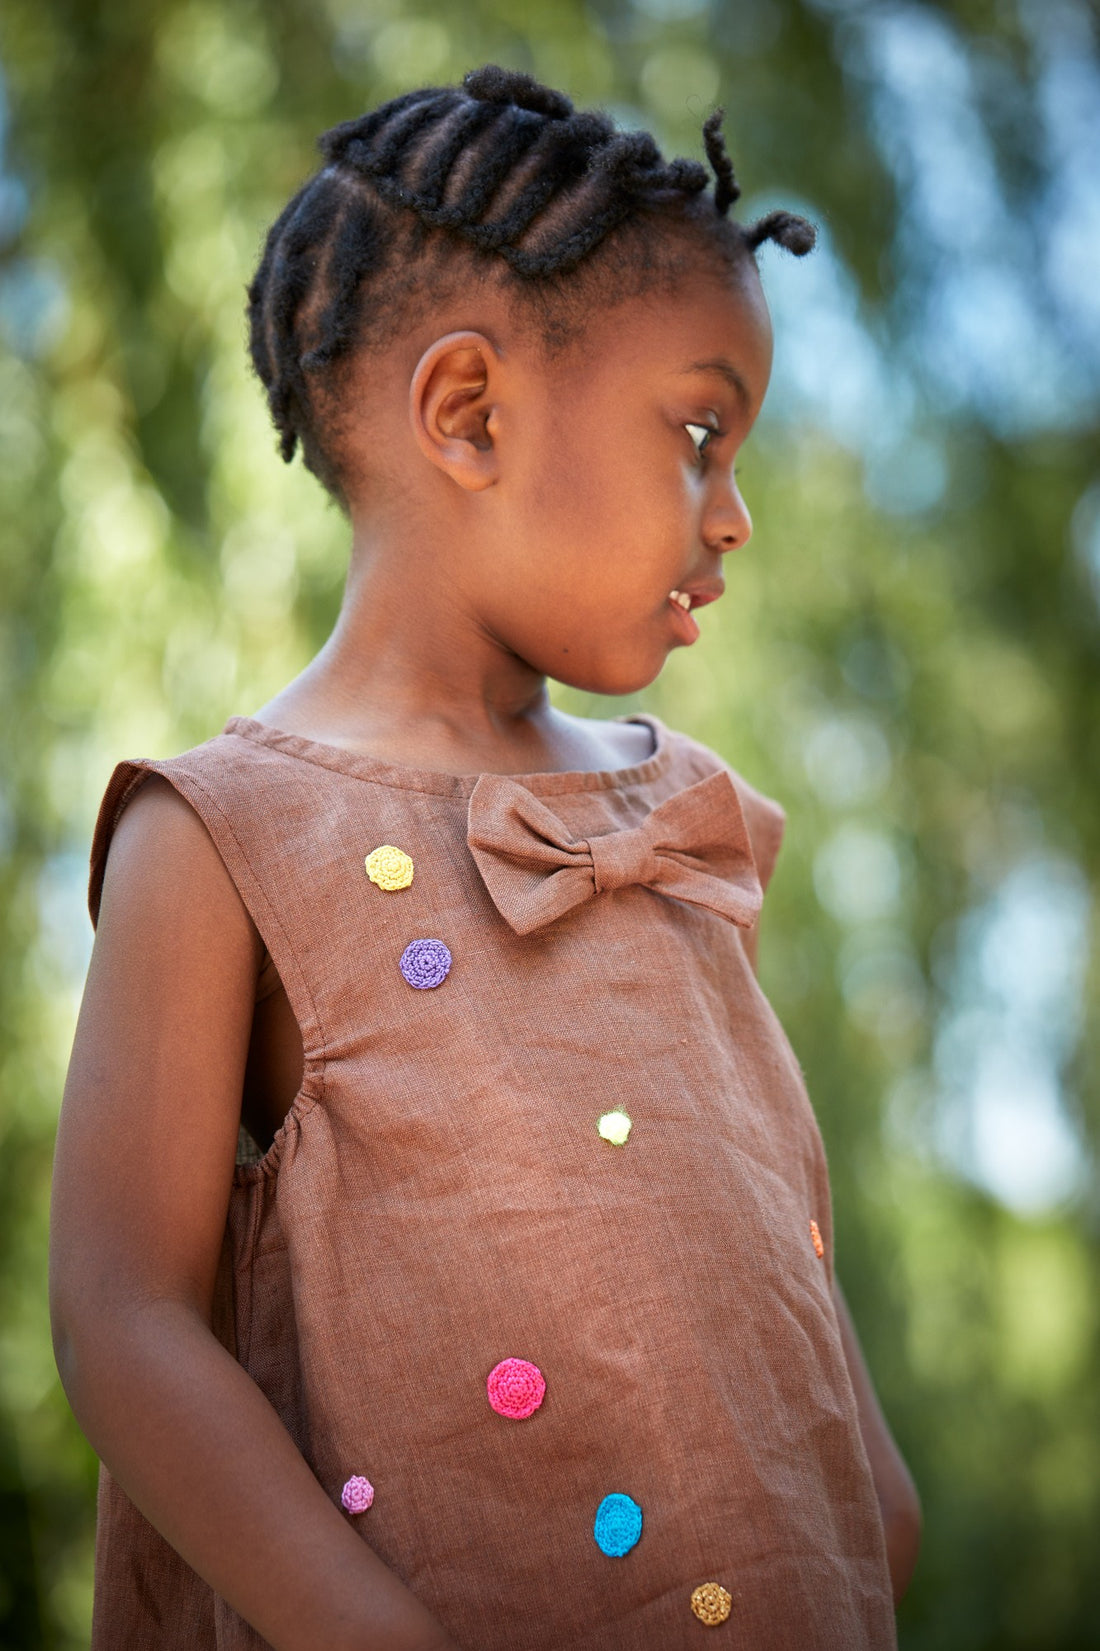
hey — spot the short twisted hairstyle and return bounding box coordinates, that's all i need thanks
[247,64,815,504]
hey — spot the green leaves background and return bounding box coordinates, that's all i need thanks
[1,1,1097,1644]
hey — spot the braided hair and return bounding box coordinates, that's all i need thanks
[247,65,815,504]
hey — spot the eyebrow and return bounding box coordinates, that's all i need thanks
[680,357,750,408]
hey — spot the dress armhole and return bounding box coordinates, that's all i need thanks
[735,777,786,896]
[87,756,326,1103]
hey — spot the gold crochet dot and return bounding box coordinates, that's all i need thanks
[364,845,414,891]
[690,1583,732,1627]
[597,1109,632,1146]
[809,1217,825,1259]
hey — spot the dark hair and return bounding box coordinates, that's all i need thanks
[247,64,815,505]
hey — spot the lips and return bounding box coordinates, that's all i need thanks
[666,578,724,646]
[668,579,725,611]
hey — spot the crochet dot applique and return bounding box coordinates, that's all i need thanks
[597,1109,632,1146]
[365,844,414,891]
[399,938,452,989]
[690,1583,732,1626]
[594,1492,642,1557]
[809,1218,825,1259]
[341,1475,375,1514]
[486,1357,545,1419]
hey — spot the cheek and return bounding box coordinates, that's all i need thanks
[517,434,622,544]
[505,410,688,601]
[562,431,678,529]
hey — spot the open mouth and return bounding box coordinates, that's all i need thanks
[667,585,722,645]
[669,587,721,612]
[667,589,702,643]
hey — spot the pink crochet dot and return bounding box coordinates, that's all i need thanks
[340,1475,375,1514]
[486,1357,546,1420]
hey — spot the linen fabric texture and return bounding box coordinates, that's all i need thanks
[85,712,896,1650]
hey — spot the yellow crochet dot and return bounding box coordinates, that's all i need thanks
[364,845,414,891]
[597,1110,633,1146]
[690,1583,732,1627]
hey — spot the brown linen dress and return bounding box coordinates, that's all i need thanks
[85,711,896,1650]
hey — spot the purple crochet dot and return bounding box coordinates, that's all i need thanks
[399,937,452,989]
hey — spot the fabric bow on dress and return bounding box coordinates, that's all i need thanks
[467,768,764,936]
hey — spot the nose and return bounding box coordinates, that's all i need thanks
[703,473,753,554]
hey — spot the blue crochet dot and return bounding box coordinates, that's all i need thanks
[594,1492,642,1557]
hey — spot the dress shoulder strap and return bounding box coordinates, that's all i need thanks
[86,731,327,1090]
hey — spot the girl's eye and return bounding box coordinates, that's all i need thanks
[685,422,720,461]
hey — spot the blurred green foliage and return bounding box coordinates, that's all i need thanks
[1,0,1097,1645]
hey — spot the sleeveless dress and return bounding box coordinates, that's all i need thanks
[85,711,896,1650]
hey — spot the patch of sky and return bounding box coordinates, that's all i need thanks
[862,432,947,516]
[0,257,68,359]
[0,63,68,359]
[0,175,28,246]
[931,854,1091,1215]
[922,259,1094,438]
[758,213,946,512]
[757,211,909,453]
[853,3,1100,436]
[35,851,95,994]
[864,7,999,253]
[1026,16,1100,362]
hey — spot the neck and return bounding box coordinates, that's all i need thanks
[259,526,560,770]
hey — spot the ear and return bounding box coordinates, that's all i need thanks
[408,330,503,492]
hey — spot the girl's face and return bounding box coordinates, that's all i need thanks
[478,256,774,697]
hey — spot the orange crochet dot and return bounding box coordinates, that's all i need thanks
[809,1218,825,1259]
[690,1582,732,1626]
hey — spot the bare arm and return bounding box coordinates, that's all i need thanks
[832,1276,922,1605]
[50,777,460,1651]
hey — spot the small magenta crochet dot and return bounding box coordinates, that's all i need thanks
[399,937,452,989]
[341,1475,375,1514]
[486,1357,546,1419]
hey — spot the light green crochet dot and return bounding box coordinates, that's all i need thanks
[597,1110,632,1147]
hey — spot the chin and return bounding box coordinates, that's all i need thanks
[550,654,665,699]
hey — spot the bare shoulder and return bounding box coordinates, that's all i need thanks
[100,772,261,964]
[52,772,264,1317]
[86,767,264,1138]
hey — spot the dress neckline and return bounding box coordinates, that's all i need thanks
[221,711,673,799]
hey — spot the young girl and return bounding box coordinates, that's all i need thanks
[50,65,920,1651]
